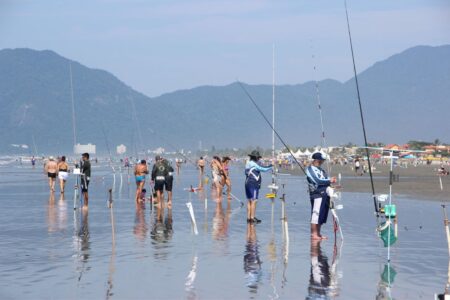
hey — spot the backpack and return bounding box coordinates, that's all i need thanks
[155,161,169,177]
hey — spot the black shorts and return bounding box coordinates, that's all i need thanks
[48,172,57,178]
[154,179,166,192]
[81,177,90,193]
[165,177,173,192]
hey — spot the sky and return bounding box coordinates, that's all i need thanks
[0,0,449,97]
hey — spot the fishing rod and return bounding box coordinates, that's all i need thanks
[270,44,279,192]
[310,44,344,241]
[237,81,307,176]
[344,0,378,217]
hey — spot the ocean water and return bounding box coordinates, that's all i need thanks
[0,160,447,299]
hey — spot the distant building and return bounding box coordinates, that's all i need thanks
[74,143,96,154]
[153,147,165,155]
[116,144,127,155]
[423,145,450,154]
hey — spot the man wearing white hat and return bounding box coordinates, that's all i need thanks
[306,152,336,240]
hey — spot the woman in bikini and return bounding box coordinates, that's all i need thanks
[57,156,70,193]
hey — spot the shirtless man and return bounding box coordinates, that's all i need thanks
[44,156,58,192]
[197,157,206,188]
[134,160,149,203]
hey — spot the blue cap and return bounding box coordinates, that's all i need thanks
[312,152,326,160]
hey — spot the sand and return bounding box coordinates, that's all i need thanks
[280,163,450,202]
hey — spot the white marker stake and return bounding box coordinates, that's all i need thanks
[186,202,199,235]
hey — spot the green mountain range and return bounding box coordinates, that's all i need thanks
[0,45,449,155]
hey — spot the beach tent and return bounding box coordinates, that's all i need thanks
[294,149,304,158]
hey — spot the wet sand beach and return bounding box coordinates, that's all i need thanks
[280,163,450,201]
[0,160,449,299]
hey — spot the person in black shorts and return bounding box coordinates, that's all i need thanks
[80,153,91,210]
[164,159,174,209]
[151,155,169,209]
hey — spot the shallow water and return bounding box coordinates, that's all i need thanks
[0,160,448,299]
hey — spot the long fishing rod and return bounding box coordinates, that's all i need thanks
[344,0,378,217]
[310,49,344,241]
[237,81,307,176]
[270,44,278,190]
[310,46,331,175]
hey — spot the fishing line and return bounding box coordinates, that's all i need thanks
[344,0,378,216]
[237,81,307,176]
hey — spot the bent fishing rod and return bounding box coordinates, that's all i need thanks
[237,81,307,176]
[344,0,378,217]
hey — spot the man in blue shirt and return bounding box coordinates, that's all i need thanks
[306,152,336,240]
[245,150,272,223]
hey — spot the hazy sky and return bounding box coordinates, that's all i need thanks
[1,0,449,97]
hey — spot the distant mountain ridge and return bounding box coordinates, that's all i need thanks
[0,45,449,154]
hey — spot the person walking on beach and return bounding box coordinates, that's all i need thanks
[44,156,58,192]
[211,156,225,201]
[175,158,182,176]
[164,159,174,209]
[134,159,149,203]
[245,150,272,223]
[57,156,70,194]
[354,158,361,176]
[80,153,91,210]
[197,157,206,188]
[31,156,36,168]
[306,152,336,240]
[222,156,232,200]
[151,155,169,208]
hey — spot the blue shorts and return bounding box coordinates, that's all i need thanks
[310,193,330,225]
[245,183,259,201]
[135,175,145,183]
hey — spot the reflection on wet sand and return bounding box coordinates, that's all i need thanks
[244,223,262,294]
[306,240,340,299]
[47,193,67,233]
[212,201,231,241]
[47,193,57,233]
[106,204,116,300]
[376,262,397,300]
[435,260,450,300]
[133,202,148,242]
[150,207,173,260]
[74,210,90,282]
[185,254,198,300]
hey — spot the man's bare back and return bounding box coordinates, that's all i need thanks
[45,160,58,174]
[135,163,148,176]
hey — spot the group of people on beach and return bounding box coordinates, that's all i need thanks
[40,148,335,240]
[43,153,91,209]
[133,155,175,209]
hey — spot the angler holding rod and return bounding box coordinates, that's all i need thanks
[311,46,344,241]
[238,82,337,238]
